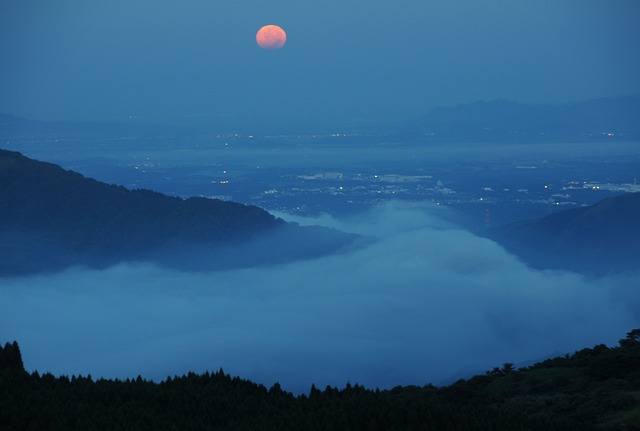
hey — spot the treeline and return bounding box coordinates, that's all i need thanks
[2,331,640,430]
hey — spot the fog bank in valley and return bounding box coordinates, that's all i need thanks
[1,202,638,393]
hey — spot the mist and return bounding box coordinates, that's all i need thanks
[1,201,638,393]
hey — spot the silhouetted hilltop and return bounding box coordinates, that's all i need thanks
[403,94,640,142]
[487,192,640,275]
[2,329,639,430]
[0,149,358,275]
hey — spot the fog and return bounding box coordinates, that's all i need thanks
[1,201,638,393]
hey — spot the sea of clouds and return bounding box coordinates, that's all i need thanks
[1,201,638,393]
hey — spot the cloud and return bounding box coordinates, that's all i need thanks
[1,201,638,393]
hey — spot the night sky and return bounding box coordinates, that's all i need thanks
[1,0,639,126]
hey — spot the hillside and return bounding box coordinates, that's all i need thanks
[2,329,639,430]
[0,149,357,275]
[486,192,640,275]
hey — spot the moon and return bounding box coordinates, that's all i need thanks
[256,25,287,50]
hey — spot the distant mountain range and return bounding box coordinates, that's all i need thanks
[0,149,358,276]
[486,192,640,275]
[3,94,640,142]
[400,94,640,142]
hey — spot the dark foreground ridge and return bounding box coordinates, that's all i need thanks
[0,149,359,275]
[486,192,640,276]
[2,329,640,430]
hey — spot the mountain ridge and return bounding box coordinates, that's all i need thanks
[401,94,640,142]
[486,192,640,275]
[3,94,640,140]
[0,149,358,275]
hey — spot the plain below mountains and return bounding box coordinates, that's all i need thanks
[0,149,358,276]
[486,192,640,276]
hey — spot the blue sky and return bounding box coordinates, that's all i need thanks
[1,0,639,126]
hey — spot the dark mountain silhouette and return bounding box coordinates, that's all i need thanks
[0,149,359,275]
[401,94,640,142]
[486,192,640,275]
[3,329,640,429]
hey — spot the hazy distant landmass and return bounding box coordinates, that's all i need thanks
[2,94,640,140]
[487,192,640,275]
[401,94,640,142]
[0,149,358,275]
[0,112,186,137]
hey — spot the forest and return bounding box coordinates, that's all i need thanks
[2,329,639,430]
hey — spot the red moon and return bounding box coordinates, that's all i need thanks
[256,25,287,50]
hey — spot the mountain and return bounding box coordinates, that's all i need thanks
[486,192,640,275]
[4,94,640,143]
[0,149,358,275]
[3,329,640,429]
[402,94,640,142]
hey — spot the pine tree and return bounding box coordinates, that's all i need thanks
[0,341,25,372]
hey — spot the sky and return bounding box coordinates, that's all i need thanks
[1,0,639,127]
[2,202,639,393]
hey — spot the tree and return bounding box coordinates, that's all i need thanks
[502,363,516,374]
[0,341,24,372]
[619,328,640,348]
